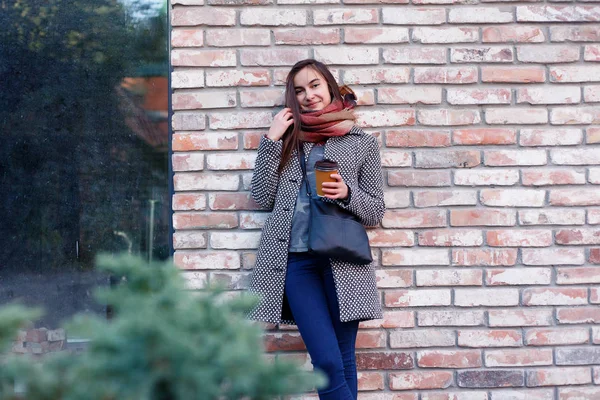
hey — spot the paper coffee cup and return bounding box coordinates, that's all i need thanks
[314,159,339,197]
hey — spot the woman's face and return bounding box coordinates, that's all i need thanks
[293,66,332,112]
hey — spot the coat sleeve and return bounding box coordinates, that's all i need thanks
[250,135,283,210]
[334,134,385,227]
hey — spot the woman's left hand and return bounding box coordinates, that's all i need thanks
[321,174,349,200]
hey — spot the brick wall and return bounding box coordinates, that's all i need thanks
[170,1,600,398]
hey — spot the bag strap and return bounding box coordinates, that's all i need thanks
[297,144,312,196]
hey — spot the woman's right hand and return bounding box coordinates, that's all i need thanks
[267,107,294,141]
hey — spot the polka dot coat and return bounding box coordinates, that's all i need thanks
[247,126,385,325]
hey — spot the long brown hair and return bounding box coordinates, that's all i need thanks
[278,59,343,173]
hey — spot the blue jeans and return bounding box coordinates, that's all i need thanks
[285,252,359,400]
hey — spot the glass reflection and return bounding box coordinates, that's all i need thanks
[0,0,169,354]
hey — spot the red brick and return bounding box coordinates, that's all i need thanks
[587,127,600,143]
[418,109,481,126]
[356,109,416,127]
[520,128,583,146]
[551,148,600,165]
[389,371,453,390]
[518,86,581,105]
[453,128,516,145]
[485,108,548,124]
[173,212,238,230]
[523,169,585,186]
[482,66,546,83]
[527,367,592,387]
[357,352,413,370]
[454,170,519,186]
[382,249,449,266]
[556,229,600,245]
[486,268,552,286]
[550,189,600,206]
[367,229,415,247]
[382,209,447,230]
[591,209,600,224]
[517,45,580,63]
[209,111,271,129]
[414,190,477,208]
[239,89,284,108]
[418,310,485,327]
[264,332,305,352]
[388,170,451,187]
[360,311,415,329]
[390,329,455,348]
[384,190,411,209]
[172,70,204,89]
[240,9,306,26]
[376,269,413,288]
[418,229,483,247]
[559,388,600,400]
[523,288,588,306]
[357,372,384,391]
[413,27,478,44]
[418,350,482,368]
[240,48,310,66]
[457,330,522,348]
[171,7,235,26]
[381,150,412,167]
[557,307,600,324]
[550,67,600,83]
[451,47,513,63]
[486,349,553,367]
[523,248,585,265]
[172,153,204,172]
[386,130,450,147]
[551,26,600,42]
[382,8,446,25]
[590,248,600,264]
[385,289,451,307]
[457,370,524,388]
[210,232,260,249]
[448,7,513,23]
[173,90,236,110]
[172,49,236,67]
[171,28,203,47]
[526,328,590,346]
[447,88,511,105]
[206,69,270,87]
[486,230,552,247]
[313,8,378,25]
[585,85,600,102]
[452,249,517,266]
[174,173,239,191]
[173,132,238,151]
[174,250,240,270]
[379,87,442,105]
[484,150,547,166]
[455,288,519,307]
[205,29,270,47]
[209,193,261,210]
[343,67,410,84]
[173,193,207,211]
[274,28,340,45]
[315,47,379,65]
[383,47,447,64]
[489,309,553,327]
[356,331,386,349]
[415,150,481,168]
[481,189,546,207]
[482,26,545,43]
[557,267,600,284]
[345,27,409,44]
[517,5,600,23]
[239,212,268,229]
[414,67,478,84]
[416,269,483,287]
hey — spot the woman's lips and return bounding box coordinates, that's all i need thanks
[305,101,319,108]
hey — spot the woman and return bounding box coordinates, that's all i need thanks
[248,59,385,400]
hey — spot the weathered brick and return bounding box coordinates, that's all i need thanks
[414,67,478,84]
[517,6,600,23]
[481,189,546,207]
[240,48,310,66]
[416,150,481,168]
[385,289,451,307]
[357,352,413,370]
[414,190,477,208]
[523,288,588,306]
[520,128,583,146]
[390,371,454,390]
[416,269,483,287]
[527,367,592,386]
[360,311,415,329]
[557,267,600,284]
[379,87,442,105]
[520,209,586,225]
[457,330,522,348]
[264,332,305,352]
[482,66,546,83]
[591,248,600,264]
[388,170,451,187]
[173,193,207,211]
[174,173,239,191]
[390,329,455,348]
[239,89,284,108]
[489,309,554,327]
[447,88,511,105]
[587,127,600,143]
[382,248,449,266]
[585,85,600,102]
[559,388,600,400]
[557,307,600,324]
[551,26,600,42]
[356,109,416,127]
[517,86,581,105]
[376,269,413,288]
[171,7,235,26]
[454,170,519,186]
[486,349,553,367]
[386,130,450,148]
[382,7,446,25]
[240,9,306,26]
[174,250,240,270]
[486,268,552,286]
[517,45,580,63]
[356,331,386,349]
[209,111,271,129]
[422,392,487,400]
[171,28,203,47]
[205,29,270,47]
[457,370,524,388]
[556,228,600,245]
[453,128,516,145]
[209,193,261,210]
[455,288,519,307]
[526,328,589,346]
[451,47,513,63]
[274,28,340,45]
[522,248,585,265]
[210,232,261,249]
[343,67,410,84]
[172,153,205,172]
[418,310,485,327]
[172,69,205,89]
[173,112,206,130]
[449,7,513,24]
[239,212,269,229]
[550,66,600,83]
[205,69,270,87]
[483,26,545,43]
[172,49,236,67]
[173,90,236,110]
[412,27,478,44]
[383,47,447,65]
[383,190,411,209]
[551,148,600,165]
[484,150,547,166]
[585,45,600,61]
[487,230,552,247]
[345,27,409,44]
[419,229,483,247]
[313,8,378,25]
[368,229,415,247]
[592,209,600,224]
[173,212,238,230]
[550,189,600,206]
[418,350,482,368]
[492,389,554,400]
[485,108,548,125]
[357,372,384,392]
[452,249,517,266]
[418,109,481,126]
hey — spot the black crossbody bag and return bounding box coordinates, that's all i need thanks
[298,147,373,265]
